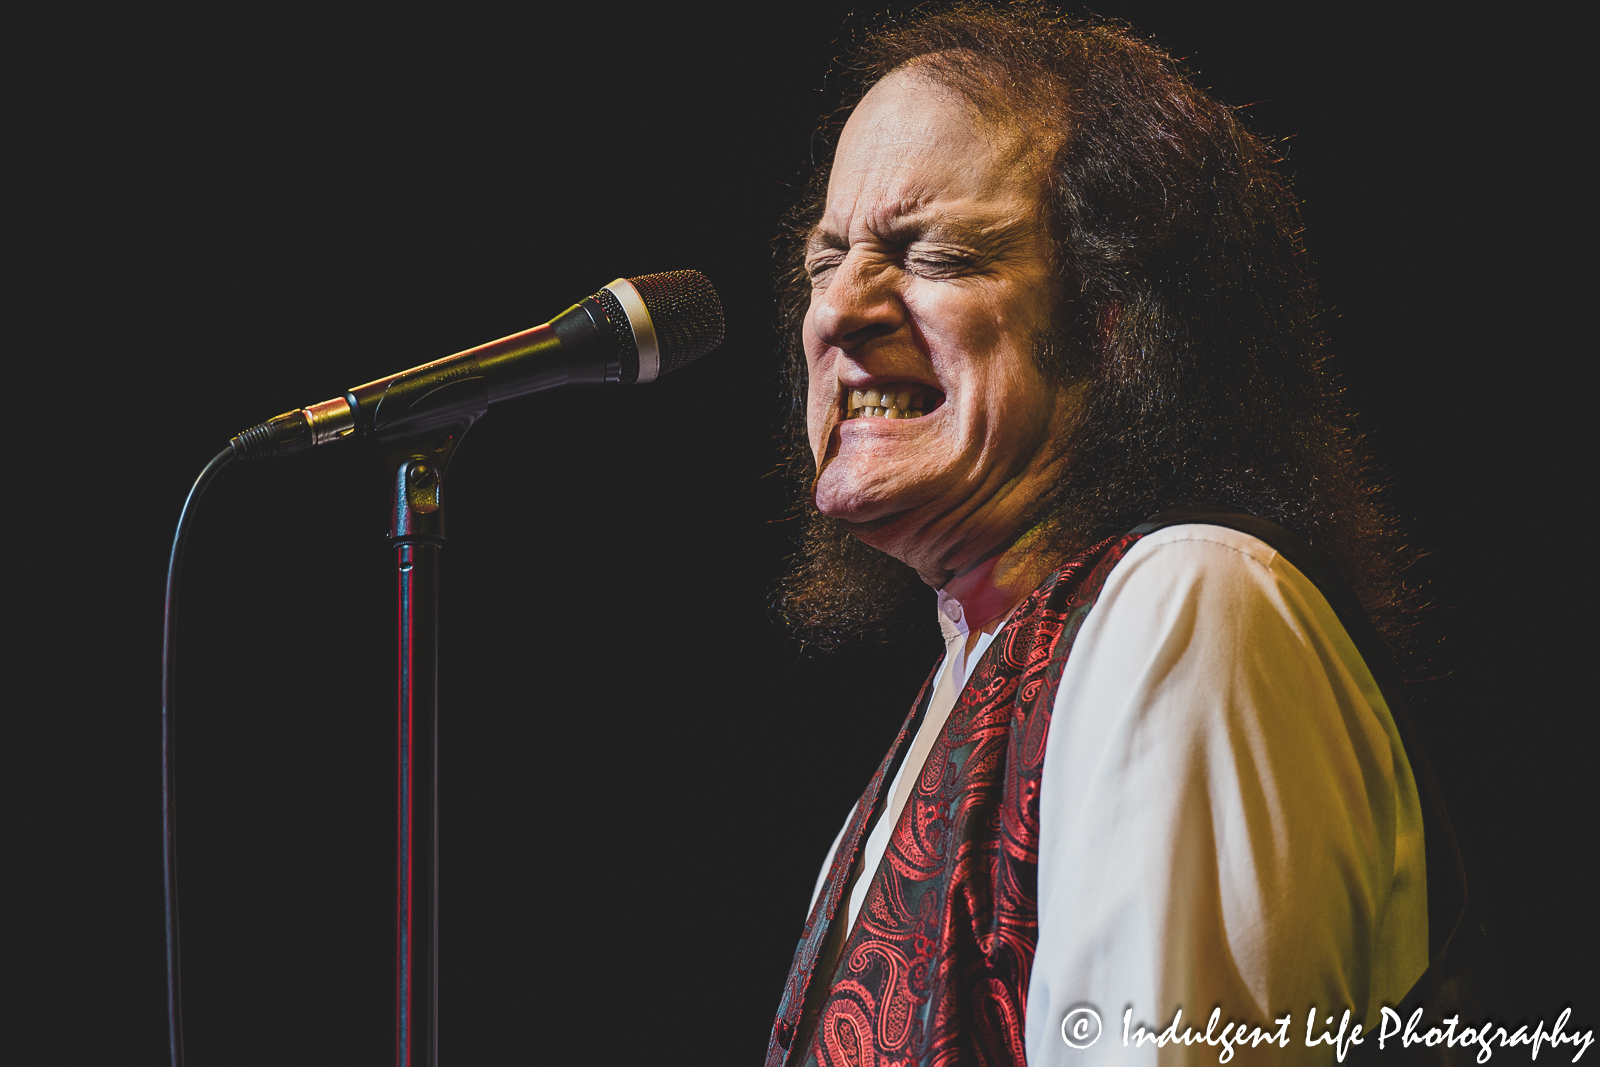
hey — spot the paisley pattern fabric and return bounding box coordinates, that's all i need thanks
[764,670,939,1066]
[767,533,1139,1067]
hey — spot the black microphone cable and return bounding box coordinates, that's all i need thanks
[161,446,234,1067]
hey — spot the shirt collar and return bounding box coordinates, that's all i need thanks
[935,549,1010,644]
[936,544,1041,650]
[936,587,969,644]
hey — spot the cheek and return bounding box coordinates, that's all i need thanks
[984,360,1057,464]
[802,316,835,458]
[904,289,1009,380]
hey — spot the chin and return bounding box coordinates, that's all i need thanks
[813,489,885,526]
[814,472,924,535]
[813,431,941,522]
[814,479,896,526]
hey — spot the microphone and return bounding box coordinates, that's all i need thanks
[228,270,723,459]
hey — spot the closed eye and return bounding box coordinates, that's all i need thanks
[807,244,981,289]
[805,250,847,287]
[904,248,980,277]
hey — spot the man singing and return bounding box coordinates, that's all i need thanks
[765,6,1445,1066]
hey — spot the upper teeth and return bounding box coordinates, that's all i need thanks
[848,386,927,420]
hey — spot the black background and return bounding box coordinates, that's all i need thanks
[16,3,1590,1063]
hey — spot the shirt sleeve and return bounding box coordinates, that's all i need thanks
[1024,525,1427,1067]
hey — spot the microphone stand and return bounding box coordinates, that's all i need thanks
[385,421,473,1067]
[201,271,721,1064]
[344,349,489,1067]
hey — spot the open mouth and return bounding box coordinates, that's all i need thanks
[844,383,941,421]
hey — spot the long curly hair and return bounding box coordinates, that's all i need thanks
[776,2,1418,664]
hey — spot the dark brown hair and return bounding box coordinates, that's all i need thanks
[776,2,1417,664]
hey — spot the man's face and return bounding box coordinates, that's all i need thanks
[803,67,1081,585]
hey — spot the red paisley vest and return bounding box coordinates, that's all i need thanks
[765,532,1140,1067]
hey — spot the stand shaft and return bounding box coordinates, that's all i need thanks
[387,424,471,1067]
[396,540,439,1067]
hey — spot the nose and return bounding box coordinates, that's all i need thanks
[808,254,905,352]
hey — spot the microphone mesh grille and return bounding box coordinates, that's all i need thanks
[627,270,725,377]
[591,286,641,384]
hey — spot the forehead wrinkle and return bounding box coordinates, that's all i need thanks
[809,188,926,250]
[810,69,1052,256]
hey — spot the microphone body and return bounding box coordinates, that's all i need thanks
[229,271,721,460]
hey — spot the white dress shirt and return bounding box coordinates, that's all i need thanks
[810,525,1427,1065]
